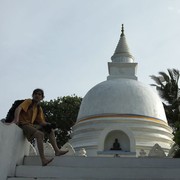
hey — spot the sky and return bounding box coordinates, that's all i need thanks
[0,0,180,119]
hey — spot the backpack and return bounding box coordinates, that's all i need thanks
[5,100,25,123]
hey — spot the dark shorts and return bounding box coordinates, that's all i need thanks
[19,124,45,142]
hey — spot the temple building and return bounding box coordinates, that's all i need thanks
[70,25,174,156]
[1,25,179,180]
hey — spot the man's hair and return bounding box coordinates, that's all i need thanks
[32,88,45,98]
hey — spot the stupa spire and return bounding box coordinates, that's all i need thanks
[107,25,138,80]
[111,24,134,63]
[121,24,125,37]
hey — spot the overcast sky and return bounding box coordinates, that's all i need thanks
[0,0,180,119]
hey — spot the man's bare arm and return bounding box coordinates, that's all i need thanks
[13,106,22,124]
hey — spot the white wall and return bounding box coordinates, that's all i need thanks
[0,121,30,180]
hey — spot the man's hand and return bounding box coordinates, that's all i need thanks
[43,122,57,133]
[12,118,19,125]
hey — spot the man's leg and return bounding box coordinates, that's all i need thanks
[48,130,68,156]
[34,130,53,166]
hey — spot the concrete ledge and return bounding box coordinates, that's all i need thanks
[0,121,30,180]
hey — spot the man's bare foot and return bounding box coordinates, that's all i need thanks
[55,150,69,156]
[42,158,54,166]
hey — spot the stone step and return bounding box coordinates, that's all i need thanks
[15,165,180,179]
[7,178,180,180]
[8,156,180,180]
[23,156,180,168]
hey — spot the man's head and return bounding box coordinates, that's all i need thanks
[32,88,44,102]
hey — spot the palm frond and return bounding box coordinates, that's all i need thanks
[178,88,180,98]
[150,84,158,87]
[167,68,179,82]
[167,69,175,81]
[150,75,164,87]
[158,72,170,82]
[172,68,180,82]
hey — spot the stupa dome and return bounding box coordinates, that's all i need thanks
[70,25,173,157]
[77,78,167,123]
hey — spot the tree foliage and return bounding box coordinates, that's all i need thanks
[150,68,180,157]
[150,68,180,126]
[150,69,179,103]
[40,95,82,147]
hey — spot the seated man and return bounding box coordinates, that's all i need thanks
[13,88,68,166]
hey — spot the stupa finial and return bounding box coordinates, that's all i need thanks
[121,24,125,37]
[111,24,134,63]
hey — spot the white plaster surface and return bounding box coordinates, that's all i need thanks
[34,141,55,156]
[70,117,173,156]
[0,121,30,180]
[70,27,174,157]
[10,156,180,179]
[77,79,167,122]
[61,142,76,156]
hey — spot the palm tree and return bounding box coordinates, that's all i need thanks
[150,69,180,157]
[150,68,180,126]
[150,69,179,103]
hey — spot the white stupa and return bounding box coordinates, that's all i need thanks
[70,25,174,157]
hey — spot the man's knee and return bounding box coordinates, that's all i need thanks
[34,130,44,140]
